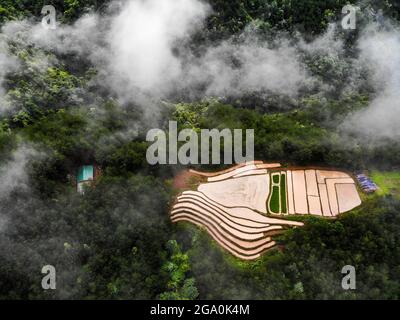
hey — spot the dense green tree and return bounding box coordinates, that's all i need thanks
[159,240,199,300]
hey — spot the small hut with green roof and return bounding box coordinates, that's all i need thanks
[76,164,101,194]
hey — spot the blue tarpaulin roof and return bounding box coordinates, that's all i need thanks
[355,173,378,192]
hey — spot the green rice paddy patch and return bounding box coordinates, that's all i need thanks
[269,186,280,213]
[268,172,288,214]
[280,173,287,214]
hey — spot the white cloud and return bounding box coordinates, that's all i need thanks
[184,37,310,97]
[0,145,39,199]
[343,23,400,140]
[0,145,41,232]
[106,0,209,98]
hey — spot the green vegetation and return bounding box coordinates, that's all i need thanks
[268,172,287,214]
[370,171,400,199]
[159,240,199,300]
[280,173,287,214]
[207,0,400,36]
[0,0,110,23]
[174,100,400,171]
[269,185,281,214]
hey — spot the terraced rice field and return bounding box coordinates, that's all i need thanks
[269,169,362,216]
[171,161,362,260]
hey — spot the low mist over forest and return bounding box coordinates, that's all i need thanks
[0,0,400,300]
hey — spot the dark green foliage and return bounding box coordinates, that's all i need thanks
[174,100,400,171]
[0,0,110,24]
[98,141,149,177]
[206,0,400,39]
[5,42,92,126]
[159,240,199,300]
[0,175,172,299]
[206,0,355,38]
